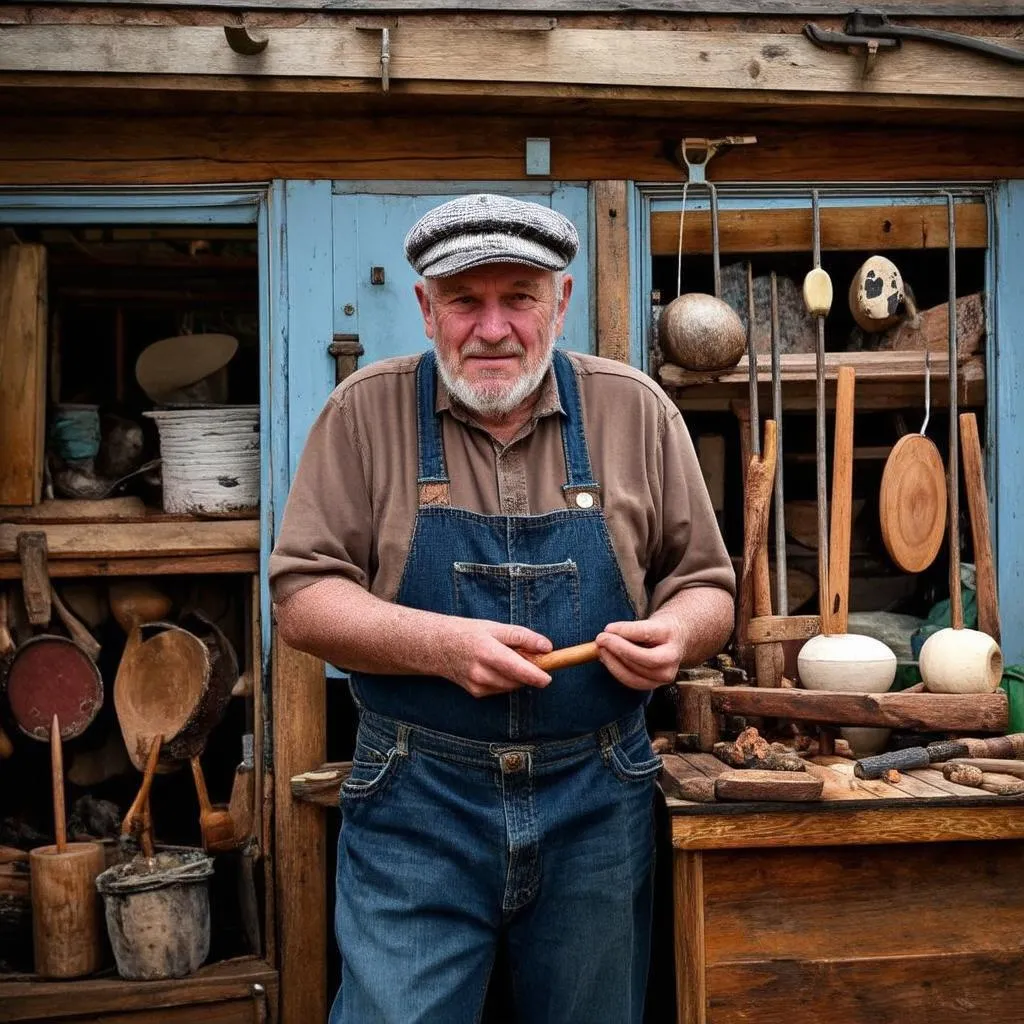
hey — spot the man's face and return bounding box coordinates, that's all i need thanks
[415,264,573,418]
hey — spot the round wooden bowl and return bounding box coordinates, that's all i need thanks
[879,434,947,573]
[797,633,897,693]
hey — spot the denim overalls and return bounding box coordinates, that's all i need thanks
[332,350,662,1024]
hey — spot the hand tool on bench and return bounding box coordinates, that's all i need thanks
[29,714,105,978]
[918,196,1003,695]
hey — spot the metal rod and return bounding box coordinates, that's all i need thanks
[708,180,722,298]
[771,270,788,615]
[946,191,962,629]
[746,260,759,457]
[811,188,830,630]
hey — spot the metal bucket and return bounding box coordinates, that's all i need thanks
[144,406,258,515]
[95,849,214,980]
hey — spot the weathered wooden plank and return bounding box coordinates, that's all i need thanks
[651,202,988,255]
[2,25,1022,100]
[801,759,873,801]
[671,803,1024,849]
[16,0,1024,14]
[747,614,821,644]
[911,765,991,797]
[701,840,1024,965]
[706,951,1024,1024]
[594,180,630,364]
[0,957,277,1022]
[818,754,911,798]
[2,112,1023,186]
[0,244,46,507]
[661,350,978,389]
[0,553,258,578]
[0,520,259,560]
[674,850,706,1024]
[272,636,327,1024]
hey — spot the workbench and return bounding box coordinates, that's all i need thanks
[662,753,1024,1024]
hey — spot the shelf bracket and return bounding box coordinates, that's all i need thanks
[223,25,269,57]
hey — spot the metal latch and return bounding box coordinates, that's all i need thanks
[805,12,1024,75]
[329,334,364,386]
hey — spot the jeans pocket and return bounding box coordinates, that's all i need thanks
[341,746,405,803]
[607,731,663,784]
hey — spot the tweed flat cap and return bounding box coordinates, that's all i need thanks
[404,194,579,278]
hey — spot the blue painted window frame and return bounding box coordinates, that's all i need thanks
[0,185,279,666]
[632,181,1024,664]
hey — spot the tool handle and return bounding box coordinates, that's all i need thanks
[528,641,600,673]
[122,734,162,848]
[960,412,1000,643]
[191,756,214,816]
[827,367,856,634]
[50,715,66,853]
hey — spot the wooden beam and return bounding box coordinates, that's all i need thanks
[651,202,988,255]
[0,553,258,578]
[272,635,327,1024]
[2,25,1022,101]
[709,686,1009,732]
[674,850,707,1024]
[746,614,821,644]
[14,0,1024,13]
[671,803,1024,849]
[594,180,631,364]
[660,350,981,388]
[0,519,259,560]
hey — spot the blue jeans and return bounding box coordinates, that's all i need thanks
[330,707,660,1024]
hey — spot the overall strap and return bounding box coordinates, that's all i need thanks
[415,351,451,507]
[553,350,600,499]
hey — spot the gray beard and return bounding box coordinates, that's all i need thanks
[436,344,555,420]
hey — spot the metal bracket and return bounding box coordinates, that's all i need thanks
[380,27,391,93]
[329,334,364,386]
[805,12,1024,69]
[223,25,269,56]
[675,136,757,185]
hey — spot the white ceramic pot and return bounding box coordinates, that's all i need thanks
[919,627,1003,694]
[798,633,897,693]
[840,727,892,758]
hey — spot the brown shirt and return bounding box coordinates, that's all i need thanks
[269,351,735,616]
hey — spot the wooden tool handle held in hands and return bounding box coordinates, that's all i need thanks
[528,641,600,673]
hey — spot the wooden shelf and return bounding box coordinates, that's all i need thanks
[0,518,259,578]
[660,351,985,413]
[0,956,276,1023]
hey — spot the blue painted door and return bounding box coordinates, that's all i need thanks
[331,184,592,367]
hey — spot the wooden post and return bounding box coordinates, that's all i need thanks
[675,677,722,753]
[594,180,630,364]
[273,633,327,1024]
[673,850,706,1024]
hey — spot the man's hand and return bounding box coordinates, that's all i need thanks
[595,616,684,691]
[440,618,554,698]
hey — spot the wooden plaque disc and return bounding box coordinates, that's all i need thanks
[879,433,947,573]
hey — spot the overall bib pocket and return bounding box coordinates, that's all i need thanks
[453,560,582,649]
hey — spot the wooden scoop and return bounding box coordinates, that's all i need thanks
[191,756,238,854]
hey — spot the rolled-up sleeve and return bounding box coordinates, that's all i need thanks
[646,405,736,613]
[268,393,373,604]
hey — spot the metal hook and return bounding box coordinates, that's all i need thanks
[223,25,269,56]
[919,348,931,436]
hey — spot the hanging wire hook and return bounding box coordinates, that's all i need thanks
[920,348,931,436]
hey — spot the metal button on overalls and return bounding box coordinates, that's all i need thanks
[501,751,525,773]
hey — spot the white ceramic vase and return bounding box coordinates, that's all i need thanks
[919,627,1003,694]
[798,633,898,693]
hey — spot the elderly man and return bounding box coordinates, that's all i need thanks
[270,193,735,1024]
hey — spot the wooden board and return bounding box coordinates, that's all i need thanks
[651,202,988,255]
[0,244,46,507]
[0,520,259,560]
[673,851,705,1024]
[0,957,277,1021]
[593,180,630,364]
[701,840,1024,965]
[3,112,1024,187]
[706,950,1024,1024]
[3,25,1023,101]
[272,636,326,1024]
[709,685,1008,732]
[0,553,258,579]
[715,768,823,802]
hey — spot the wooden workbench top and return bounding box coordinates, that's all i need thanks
[663,752,1024,851]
